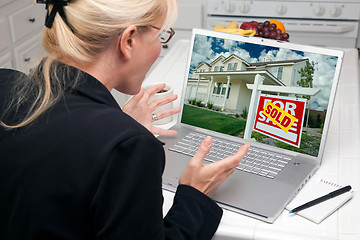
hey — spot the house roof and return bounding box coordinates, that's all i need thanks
[249,58,308,67]
[210,55,226,65]
[197,53,308,69]
[222,54,251,66]
[194,61,211,71]
[197,70,285,86]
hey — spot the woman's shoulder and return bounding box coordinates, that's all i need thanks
[0,68,26,92]
[0,69,27,120]
[0,68,25,77]
[52,95,160,146]
[0,68,26,87]
[90,106,153,139]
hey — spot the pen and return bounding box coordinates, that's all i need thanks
[289,185,352,213]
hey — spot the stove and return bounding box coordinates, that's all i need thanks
[206,0,360,48]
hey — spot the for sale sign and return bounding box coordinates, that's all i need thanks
[253,95,307,148]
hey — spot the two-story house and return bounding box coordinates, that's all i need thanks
[185,53,309,113]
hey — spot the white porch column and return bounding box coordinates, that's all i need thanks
[195,75,201,99]
[206,76,214,103]
[244,74,264,139]
[222,75,231,110]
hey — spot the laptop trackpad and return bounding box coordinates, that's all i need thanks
[209,171,293,218]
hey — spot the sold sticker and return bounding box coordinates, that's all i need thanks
[263,101,297,133]
[253,95,307,148]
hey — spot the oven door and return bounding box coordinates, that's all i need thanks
[207,17,359,48]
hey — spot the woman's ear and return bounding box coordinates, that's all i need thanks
[118,25,138,60]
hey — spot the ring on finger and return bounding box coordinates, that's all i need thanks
[152,113,158,122]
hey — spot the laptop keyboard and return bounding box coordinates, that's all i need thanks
[168,132,292,179]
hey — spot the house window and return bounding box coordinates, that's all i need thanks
[213,82,222,94]
[213,82,231,99]
[272,67,278,76]
[214,66,224,72]
[227,63,238,71]
[222,83,231,99]
[277,67,283,80]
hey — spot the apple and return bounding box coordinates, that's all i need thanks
[240,21,259,30]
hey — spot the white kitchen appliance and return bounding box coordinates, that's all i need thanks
[206,0,360,48]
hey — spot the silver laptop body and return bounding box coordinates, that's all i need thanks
[159,29,343,223]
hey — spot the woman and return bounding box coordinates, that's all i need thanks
[0,0,250,239]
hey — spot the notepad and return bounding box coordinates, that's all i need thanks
[286,179,353,224]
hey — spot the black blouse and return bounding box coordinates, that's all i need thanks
[0,66,222,240]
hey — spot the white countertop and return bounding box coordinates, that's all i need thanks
[142,39,360,240]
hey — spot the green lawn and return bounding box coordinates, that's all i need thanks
[181,104,246,136]
[252,130,320,156]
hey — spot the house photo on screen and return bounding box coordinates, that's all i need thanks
[181,34,338,157]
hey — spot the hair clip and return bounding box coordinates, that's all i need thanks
[35,0,70,4]
[35,0,74,32]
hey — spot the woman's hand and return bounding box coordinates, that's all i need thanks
[122,83,181,136]
[179,136,250,195]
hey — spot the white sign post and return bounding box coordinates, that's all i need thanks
[244,74,264,139]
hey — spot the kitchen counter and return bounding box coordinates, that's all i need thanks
[142,39,360,240]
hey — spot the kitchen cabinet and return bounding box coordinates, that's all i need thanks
[0,0,12,8]
[0,50,12,68]
[0,0,45,73]
[14,32,44,72]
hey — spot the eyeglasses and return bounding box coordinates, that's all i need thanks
[151,26,175,44]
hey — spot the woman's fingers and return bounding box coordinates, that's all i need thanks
[190,136,213,167]
[150,126,178,136]
[206,143,250,193]
[124,88,144,108]
[179,137,250,195]
[152,107,181,121]
[212,143,251,172]
[144,83,166,99]
[149,94,177,111]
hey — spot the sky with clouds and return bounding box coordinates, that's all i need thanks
[190,35,339,111]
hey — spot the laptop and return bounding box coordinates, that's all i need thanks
[158,28,343,223]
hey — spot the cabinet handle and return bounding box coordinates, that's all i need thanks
[29,18,36,23]
[24,58,31,62]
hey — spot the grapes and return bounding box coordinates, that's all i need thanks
[257,23,264,31]
[270,31,277,39]
[251,20,290,41]
[270,23,277,29]
[281,32,290,40]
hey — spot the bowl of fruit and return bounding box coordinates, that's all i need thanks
[213,20,290,41]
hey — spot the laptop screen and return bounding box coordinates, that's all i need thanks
[180,29,343,158]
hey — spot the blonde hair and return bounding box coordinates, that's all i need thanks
[1,0,178,129]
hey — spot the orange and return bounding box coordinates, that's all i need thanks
[269,20,286,33]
